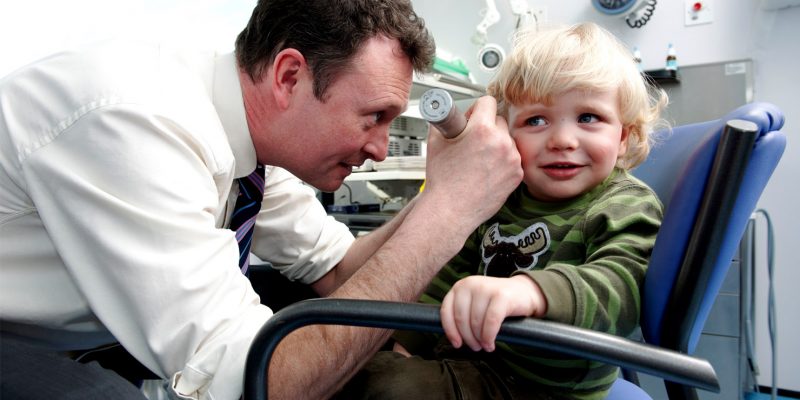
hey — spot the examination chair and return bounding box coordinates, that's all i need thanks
[243,102,786,400]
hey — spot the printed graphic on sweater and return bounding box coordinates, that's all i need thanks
[480,222,551,277]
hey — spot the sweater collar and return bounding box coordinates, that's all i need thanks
[517,168,623,213]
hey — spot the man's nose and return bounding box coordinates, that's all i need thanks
[363,127,390,162]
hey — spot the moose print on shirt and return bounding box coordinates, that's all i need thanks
[480,222,551,278]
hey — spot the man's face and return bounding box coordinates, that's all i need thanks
[507,88,628,202]
[276,36,414,192]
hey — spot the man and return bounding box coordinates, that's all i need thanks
[0,0,522,399]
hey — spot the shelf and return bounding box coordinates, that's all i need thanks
[643,69,680,84]
[345,170,425,181]
[411,73,485,101]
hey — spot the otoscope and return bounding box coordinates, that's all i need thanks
[418,88,468,139]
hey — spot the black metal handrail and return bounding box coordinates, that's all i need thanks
[244,298,718,400]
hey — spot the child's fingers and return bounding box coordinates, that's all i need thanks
[480,297,508,352]
[440,292,462,349]
[469,294,490,350]
[452,292,481,351]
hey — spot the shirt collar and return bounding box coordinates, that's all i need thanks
[212,52,256,179]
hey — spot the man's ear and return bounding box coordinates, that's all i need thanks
[270,49,307,110]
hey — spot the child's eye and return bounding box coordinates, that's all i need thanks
[525,116,547,126]
[578,113,600,123]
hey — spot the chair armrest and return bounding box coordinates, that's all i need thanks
[243,298,719,400]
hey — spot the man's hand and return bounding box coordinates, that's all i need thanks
[440,275,547,352]
[421,96,523,229]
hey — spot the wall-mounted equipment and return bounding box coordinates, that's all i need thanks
[472,0,504,73]
[471,0,545,73]
[684,0,713,26]
[477,43,506,72]
[592,0,658,29]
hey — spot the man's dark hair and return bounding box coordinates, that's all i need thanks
[235,0,436,100]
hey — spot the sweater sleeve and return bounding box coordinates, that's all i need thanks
[519,181,663,337]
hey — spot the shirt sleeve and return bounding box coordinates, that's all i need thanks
[22,104,272,400]
[251,167,355,285]
[521,182,663,337]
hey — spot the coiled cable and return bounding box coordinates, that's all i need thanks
[626,0,657,28]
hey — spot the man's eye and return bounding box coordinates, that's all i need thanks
[525,116,546,126]
[578,113,600,123]
[373,112,383,123]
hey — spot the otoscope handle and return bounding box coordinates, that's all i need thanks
[418,89,467,139]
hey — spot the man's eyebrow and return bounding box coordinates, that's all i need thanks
[367,99,406,117]
[386,102,407,116]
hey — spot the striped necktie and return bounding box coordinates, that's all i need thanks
[230,165,265,275]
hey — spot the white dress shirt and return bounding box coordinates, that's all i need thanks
[0,41,354,400]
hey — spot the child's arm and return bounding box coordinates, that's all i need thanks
[517,181,663,337]
[440,274,546,352]
[440,179,663,353]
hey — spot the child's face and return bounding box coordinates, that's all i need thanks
[508,88,628,202]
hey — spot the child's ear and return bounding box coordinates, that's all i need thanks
[618,127,631,156]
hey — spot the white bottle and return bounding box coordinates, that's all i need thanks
[665,43,678,71]
[633,47,643,72]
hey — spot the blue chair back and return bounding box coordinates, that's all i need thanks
[629,102,785,397]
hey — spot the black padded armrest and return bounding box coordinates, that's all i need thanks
[243,298,719,400]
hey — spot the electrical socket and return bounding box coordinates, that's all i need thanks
[530,5,548,25]
[509,1,547,26]
[509,0,528,14]
[685,0,713,26]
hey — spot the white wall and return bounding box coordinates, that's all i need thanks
[411,0,799,392]
[1,0,797,393]
[748,5,800,394]
[0,0,255,76]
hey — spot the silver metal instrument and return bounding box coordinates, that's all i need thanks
[418,88,467,139]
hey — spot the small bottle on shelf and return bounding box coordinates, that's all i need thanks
[633,46,643,72]
[665,43,678,71]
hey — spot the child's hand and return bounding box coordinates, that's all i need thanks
[440,275,547,352]
[392,342,412,357]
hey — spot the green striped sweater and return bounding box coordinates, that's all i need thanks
[395,169,663,399]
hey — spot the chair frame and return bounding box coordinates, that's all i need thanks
[243,298,718,400]
[660,119,756,399]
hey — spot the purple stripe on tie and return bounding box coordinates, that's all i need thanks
[247,172,265,190]
[241,257,252,275]
[230,165,266,275]
[235,218,257,242]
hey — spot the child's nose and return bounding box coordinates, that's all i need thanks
[547,124,578,150]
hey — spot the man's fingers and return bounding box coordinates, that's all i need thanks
[465,95,499,124]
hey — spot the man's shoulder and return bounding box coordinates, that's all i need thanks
[3,41,215,111]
